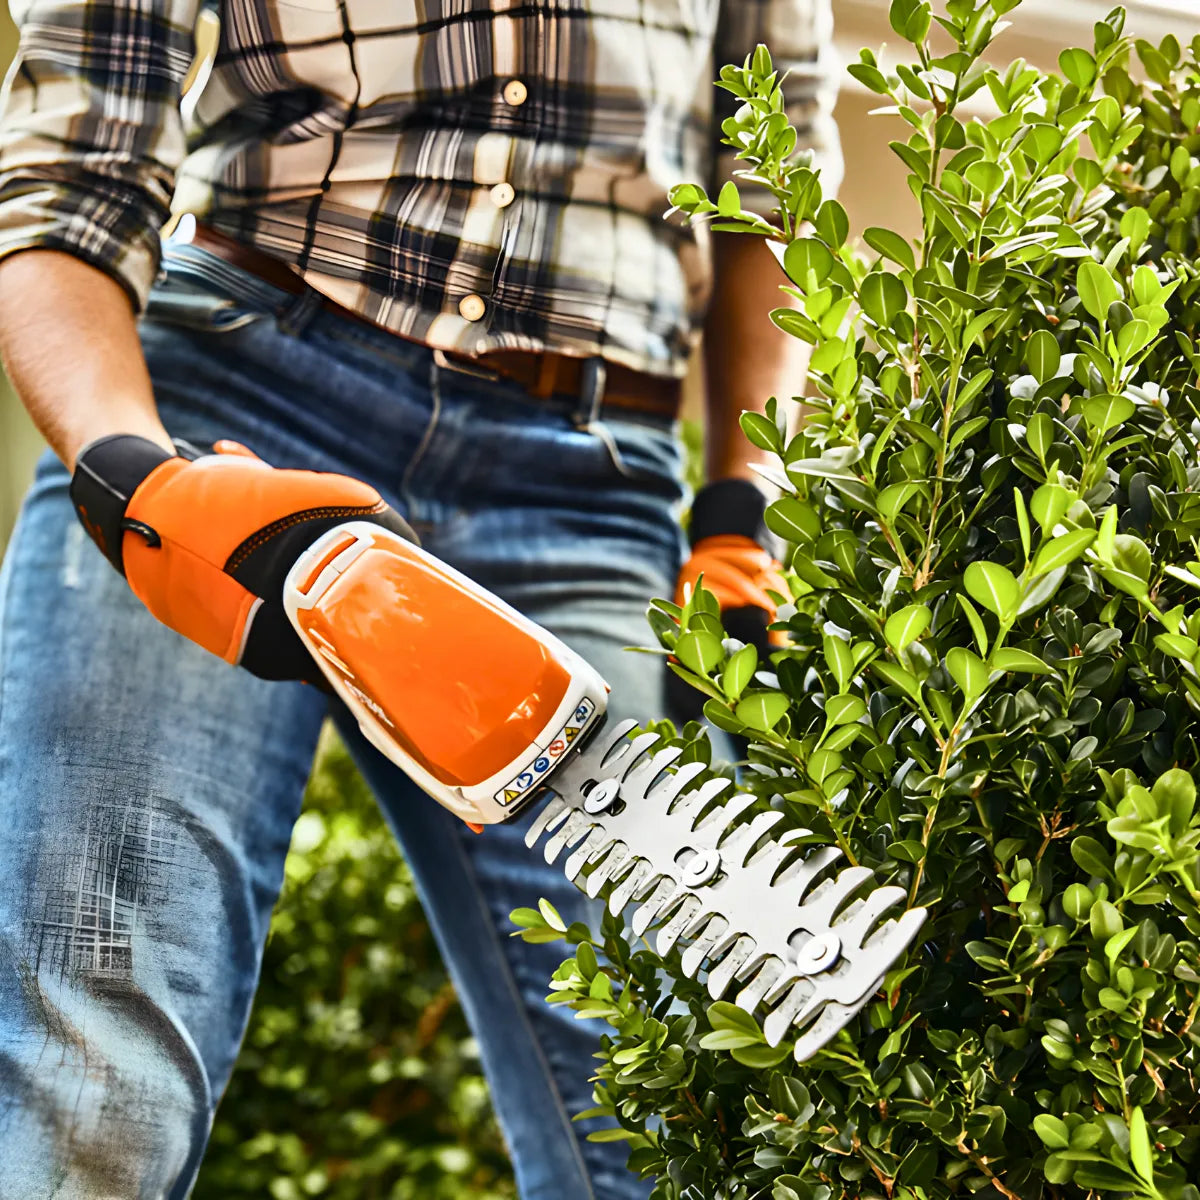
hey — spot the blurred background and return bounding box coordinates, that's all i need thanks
[0,1,1189,1196]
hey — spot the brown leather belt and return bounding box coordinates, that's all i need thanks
[176,221,683,421]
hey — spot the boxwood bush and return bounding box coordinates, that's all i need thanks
[517,4,1200,1198]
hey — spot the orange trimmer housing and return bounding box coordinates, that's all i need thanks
[283,522,609,825]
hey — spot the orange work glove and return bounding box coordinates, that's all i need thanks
[668,478,788,719]
[70,434,415,684]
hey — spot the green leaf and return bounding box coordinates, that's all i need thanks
[1031,529,1096,576]
[957,594,989,656]
[824,694,867,727]
[538,898,567,933]
[721,644,758,701]
[675,630,725,676]
[730,1041,793,1068]
[1026,413,1054,461]
[783,239,835,290]
[864,226,916,272]
[884,604,931,651]
[859,271,908,327]
[1034,1114,1071,1150]
[992,647,1054,674]
[717,180,740,216]
[708,1001,764,1038]
[964,159,1005,198]
[1129,1108,1155,1181]
[946,646,990,700]
[814,200,849,249]
[741,411,783,452]
[1081,393,1135,432]
[1059,47,1097,90]
[1026,330,1061,383]
[736,691,790,732]
[765,497,820,544]
[872,660,922,700]
[1077,260,1121,323]
[1030,483,1072,532]
[824,633,855,689]
[964,561,1020,618]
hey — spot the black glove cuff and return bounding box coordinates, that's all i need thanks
[689,478,769,547]
[70,435,176,573]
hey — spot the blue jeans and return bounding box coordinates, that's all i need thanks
[0,245,687,1199]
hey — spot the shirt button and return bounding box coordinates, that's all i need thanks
[503,79,528,106]
[490,182,515,208]
[459,294,486,322]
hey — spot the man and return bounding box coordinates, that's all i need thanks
[0,0,839,1196]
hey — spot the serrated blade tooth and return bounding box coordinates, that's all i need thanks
[616,732,661,776]
[719,811,785,867]
[680,915,727,978]
[772,845,843,898]
[631,878,676,937]
[526,796,569,847]
[864,907,927,960]
[562,827,616,881]
[606,858,655,914]
[681,777,734,821]
[737,959,783,1013]
[654,760,708,805]
[584,842,633,898]
[800,866,876,929]
[764,979,818,1047]
[794,991,879,1062]
[542,812,593,864]
[832,885,908,946]
[707,935,756,999]
[655,894,701,955]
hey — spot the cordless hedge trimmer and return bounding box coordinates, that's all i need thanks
[72,434,927,1059]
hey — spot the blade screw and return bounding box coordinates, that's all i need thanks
[795,933,841,974]
[680,847,721,887]
[583,778,621,815]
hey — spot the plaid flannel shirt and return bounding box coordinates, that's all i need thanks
[0,0,840,377]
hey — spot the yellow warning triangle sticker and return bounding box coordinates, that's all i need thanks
[503,789,522,803]
[563,726,580,742]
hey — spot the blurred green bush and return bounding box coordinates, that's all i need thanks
[194,727,517,1200]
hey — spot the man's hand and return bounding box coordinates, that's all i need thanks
[71,435,415,683]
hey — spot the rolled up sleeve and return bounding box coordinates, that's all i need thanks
[0,0,198,309]
[713,0,843,213]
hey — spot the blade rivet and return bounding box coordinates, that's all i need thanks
[680,847,721,887]
[795,933,841,973]
[583,778,621,815]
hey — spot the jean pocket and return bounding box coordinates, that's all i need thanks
[142,286,267,334]
[144,247,280,334]
[588,414,685,492]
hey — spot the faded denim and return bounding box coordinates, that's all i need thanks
[0,245,687,1199]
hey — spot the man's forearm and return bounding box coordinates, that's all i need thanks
[0,250,170,471]
[703,233,809,482]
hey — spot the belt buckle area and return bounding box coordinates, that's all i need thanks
[432,347,503,383]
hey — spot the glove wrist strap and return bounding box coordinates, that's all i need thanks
[689,477,769,547]
[70,435,176,573]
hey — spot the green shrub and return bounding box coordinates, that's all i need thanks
[520,4,1200,1197]
[195,728,515,1200]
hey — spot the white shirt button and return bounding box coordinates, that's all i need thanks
[503,79,528,106]
[458,294,486,322]
[490,182,515,208]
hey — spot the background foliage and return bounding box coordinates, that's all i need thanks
[194,729,516,1200]
[518,4,1200,1199]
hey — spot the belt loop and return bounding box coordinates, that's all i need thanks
[573,357,607,430]
[277,285,324,336]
